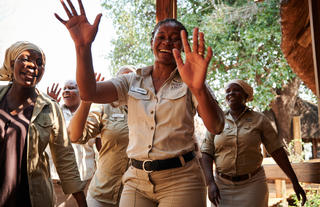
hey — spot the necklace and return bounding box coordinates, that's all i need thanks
[231,107,248,122]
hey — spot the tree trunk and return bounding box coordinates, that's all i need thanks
[270,77,301,144]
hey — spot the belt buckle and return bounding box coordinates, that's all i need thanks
[142,160,153,173]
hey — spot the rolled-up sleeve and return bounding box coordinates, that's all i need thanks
[50,103,85,194]
[109,74,132,107]
[200,130,215,157]
[261,115,284,154]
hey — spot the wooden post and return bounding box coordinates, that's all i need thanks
[308,0,320,122]
[275,179,286,199]
[293,116,302,155]
[312,139,318,158]
[156,0,177,23]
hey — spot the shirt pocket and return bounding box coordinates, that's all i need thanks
[128,90,150,100]
[109,113,126,122]
[34,112,54,152]
[127,90,151,117]
[162,84,188,100]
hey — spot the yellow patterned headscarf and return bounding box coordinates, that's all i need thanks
[225,79,254,102]
[0,41,45,81]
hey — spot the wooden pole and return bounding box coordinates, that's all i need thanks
[293,116,302,155]
[308,0,320,122]
[312,139,318,158]
[156,0,177,23]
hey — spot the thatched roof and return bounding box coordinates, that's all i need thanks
[293,97,320,140]
[280,0,316,94]
[264,97,320,140]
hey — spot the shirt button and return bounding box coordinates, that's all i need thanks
[151,126,154,130]
[148,145,152,149]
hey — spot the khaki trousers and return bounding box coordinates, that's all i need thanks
[119,158,206,207]
[87,192,118,207]
[212,167,268,207]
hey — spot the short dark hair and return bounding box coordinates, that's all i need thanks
[151,18,188,41]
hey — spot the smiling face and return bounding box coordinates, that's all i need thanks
[225,83,248,109]
[151,22,183,65]
[62,80,81,107]
[12,50,45,88]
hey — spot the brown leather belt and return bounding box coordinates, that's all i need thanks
[130,151,195,173]
[218,166,262,182]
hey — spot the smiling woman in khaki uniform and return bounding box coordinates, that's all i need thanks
[0,41,86,207]
[200,79,306,207]
[55,0,225,206]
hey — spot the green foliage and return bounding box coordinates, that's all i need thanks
[288,190,320,207]
[101,0,214,74]
[101,0,297,110]
[204,0,296,110]
[101,0,156,71]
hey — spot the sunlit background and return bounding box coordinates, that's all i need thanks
[0,0,114,94]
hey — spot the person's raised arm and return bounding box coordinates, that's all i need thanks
[68,101,92,142]
[68,73,105,142]
[271,147,307,206]
[173,28,224,134]
[55,0,117,103]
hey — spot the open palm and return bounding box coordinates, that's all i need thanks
[55,0,102,47]
[173,28,212,91]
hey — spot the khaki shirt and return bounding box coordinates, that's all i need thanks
[76,104,129,204]
[201,108,284,176]
[0,85,85,207]
[110,67,199,160]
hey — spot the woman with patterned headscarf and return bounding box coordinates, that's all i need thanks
[0,41,87,207]
[200,79,306,207]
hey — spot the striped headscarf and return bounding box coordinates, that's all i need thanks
[225,79,254,102]
[0,41,45,81]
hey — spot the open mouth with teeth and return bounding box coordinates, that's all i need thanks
[159,49,172,54]
[63,94,72,99]
[22,72,38,80]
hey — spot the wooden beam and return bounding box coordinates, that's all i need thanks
[263,161,320,183]
[308,0,320,121]
[156,0,177,23]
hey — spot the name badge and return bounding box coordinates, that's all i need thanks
[130,86,147,95]
[112,113,125,118]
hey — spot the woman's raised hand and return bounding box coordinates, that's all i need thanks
[47,83,61,103]
[55,0,102,47]
[173,28,212,92]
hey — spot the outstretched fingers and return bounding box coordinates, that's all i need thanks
[59,0,73,18]
[66,0,78,16]
[198,32,205,56]
[77,0,86,15]
[173,48,184,69]
[205,46,213,64]
[53,83,59,92]
[93,13,103,28]
[192,28,199,54]
[54,13,67,24]
[181,30,191,54]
